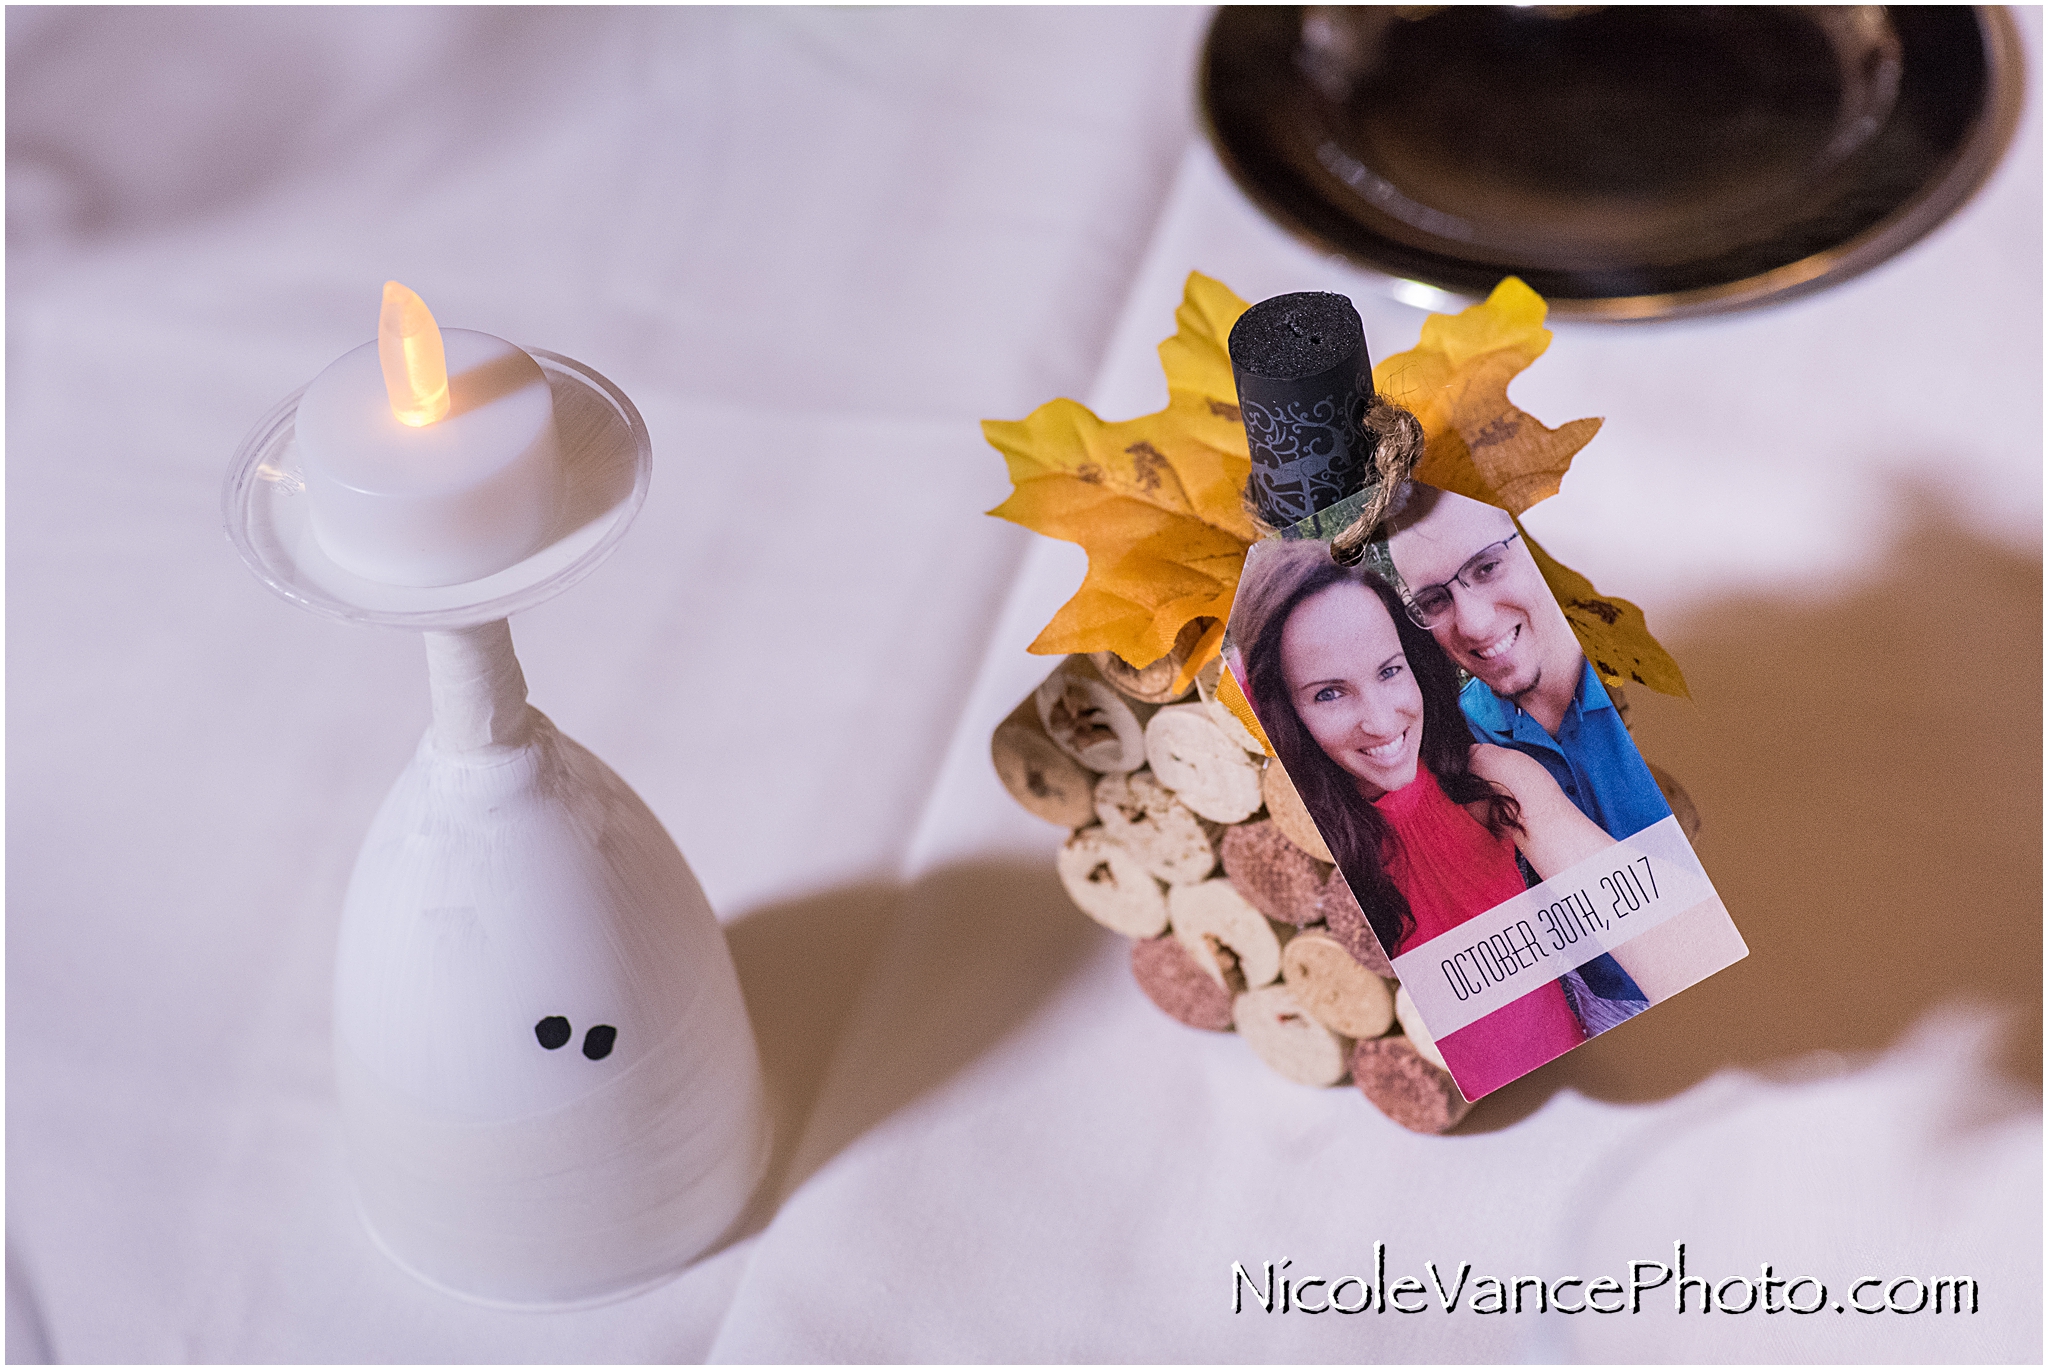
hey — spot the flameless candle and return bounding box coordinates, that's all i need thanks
[298,283,562,587]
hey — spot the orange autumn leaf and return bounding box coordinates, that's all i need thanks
[983,272,1257,679]
[1521,525,1691,699]
[1371,276,1602,516]
[1214,661,1273,757]
[1368,278,1687,698]
[987,271,1690,701]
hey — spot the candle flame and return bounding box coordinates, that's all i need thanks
[378,281,450,426]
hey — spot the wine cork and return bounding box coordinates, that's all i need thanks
[1055,827,1168,938]
[1318,875,1395,978]
[1234,983,1351,1087]
[1280,932,1396,1039]
[1220,819,1329,926]
[1035,656,1152,774]
[990,697,1097,828]
[1392,985,1446,1070]
[1093,769,1217,887]
[1352,1036,1472,1134]
[1130,935,1233,1031]
[1144,704,1263,823]
[1090,617,1212,705]
[1259,760,1334,863]
[1229,291,1376,528]
[1169,879,1284,990]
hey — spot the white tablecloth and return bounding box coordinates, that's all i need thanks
[7,8,2040,1362]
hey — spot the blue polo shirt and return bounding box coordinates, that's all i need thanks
[1459,658,1671,841]
[1463,657,1665,1018]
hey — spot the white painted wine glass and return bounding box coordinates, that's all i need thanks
[225,350,768,1309]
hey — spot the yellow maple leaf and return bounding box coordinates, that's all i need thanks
[1372,277,1602,516]
[1521,525,1691,699]
[986,271,1690,701]
[984,272,1256,683]
[1368,279,1686,698]
[1214,662,1274,757]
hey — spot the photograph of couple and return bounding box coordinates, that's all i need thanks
[1229,481,1747,1099]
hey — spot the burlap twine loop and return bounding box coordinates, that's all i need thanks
[1327,399,1425,566]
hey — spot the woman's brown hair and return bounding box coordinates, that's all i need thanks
[1235,540,1520,954]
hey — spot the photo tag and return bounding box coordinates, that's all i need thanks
[1221,292,1745,1102]
[1225,491,1747,1100]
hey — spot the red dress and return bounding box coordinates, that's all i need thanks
[1375,767,1585,1097]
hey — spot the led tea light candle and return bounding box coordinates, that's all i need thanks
[297,283,562,587]
[224,290,769,1308]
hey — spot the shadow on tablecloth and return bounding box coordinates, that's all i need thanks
[719,860,1092,1241]
[1470,492,2042,1131]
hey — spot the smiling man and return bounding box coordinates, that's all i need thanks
[1381,482,1682,1027]
[1383,482,1672,845]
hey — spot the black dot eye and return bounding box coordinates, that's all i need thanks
[535,1016,571,1050]
[582,1025,617,1060]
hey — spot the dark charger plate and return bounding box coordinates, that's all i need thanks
[1201,6,2024,319]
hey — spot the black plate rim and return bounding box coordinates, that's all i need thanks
[1199,6,2027,323]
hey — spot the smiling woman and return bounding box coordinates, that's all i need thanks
[1235,542,1510,949]
[1233,535,1635,1096]
[1280,577,1425,796]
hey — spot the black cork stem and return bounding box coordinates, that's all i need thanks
[1228,292,1378,528]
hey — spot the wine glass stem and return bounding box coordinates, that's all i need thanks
[424,619,533,752]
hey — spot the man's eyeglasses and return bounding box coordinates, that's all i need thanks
[1402,532,1521,629]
